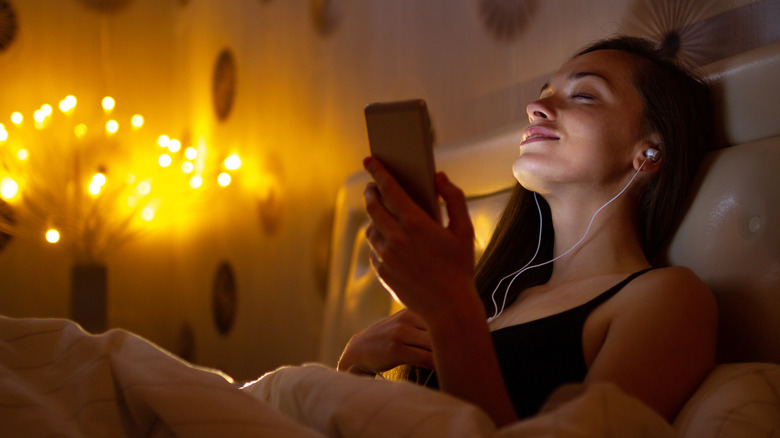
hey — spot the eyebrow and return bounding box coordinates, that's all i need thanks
[539,71,612,95]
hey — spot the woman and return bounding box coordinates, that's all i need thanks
[337,36,718,427]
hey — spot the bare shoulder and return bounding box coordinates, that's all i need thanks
[621,266,717,316]
[586,266,718,420]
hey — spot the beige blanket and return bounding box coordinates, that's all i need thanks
[1,316,675,437]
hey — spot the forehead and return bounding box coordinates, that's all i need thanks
[549,49,639,92]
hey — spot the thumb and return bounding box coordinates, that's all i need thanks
[435,172,474,240]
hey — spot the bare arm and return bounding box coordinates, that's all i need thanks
[362,157,517,426]
[584,267,718,421]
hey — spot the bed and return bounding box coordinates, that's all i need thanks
[2,41,779,438]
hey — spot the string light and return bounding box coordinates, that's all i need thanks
[0,177,19,200]
[189,175,203,189]
[157,135,170,148]
[59,95,77,114]
[11,112,22,125]
[158,153,172,168]
[137,181,151,196]
[88,173,107,196]
[131,114,144,128]
[102,96,115,111]
[217,172,231,187]
[0,124,7,142]
[106,120,119,134]
[141,207,155,221]
[45,229,60,243]
[167,139,181,153]
[181,161,194,174]
[224,154,241,170]
[74,123,88,138]
[184,147,198,160]
[17,149,28,160]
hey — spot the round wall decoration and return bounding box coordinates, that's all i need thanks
[212,261,237,335]
[0,1,18,53]
[74,0,135,14]
[477,0,537,42]
[212,48,237,122]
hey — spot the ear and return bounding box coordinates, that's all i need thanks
[633,132,662,173]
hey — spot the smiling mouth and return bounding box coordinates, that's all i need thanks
[521,133,559,144]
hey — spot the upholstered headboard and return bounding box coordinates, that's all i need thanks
[320,40,780,367]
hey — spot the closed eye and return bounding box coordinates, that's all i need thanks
[571,93,594,100]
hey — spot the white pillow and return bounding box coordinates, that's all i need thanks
[674,362,780,438]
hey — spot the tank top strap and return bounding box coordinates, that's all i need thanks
[586,267,654,308]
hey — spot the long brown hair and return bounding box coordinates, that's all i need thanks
[475,35,713,317]
[401,36,713,383]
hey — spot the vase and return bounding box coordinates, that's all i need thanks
[70,265,107,333]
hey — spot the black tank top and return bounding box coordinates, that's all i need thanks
[425,268,652,419]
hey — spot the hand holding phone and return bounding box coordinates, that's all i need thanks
[364,99,439,221]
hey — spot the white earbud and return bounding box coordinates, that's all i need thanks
[644,148,660,162]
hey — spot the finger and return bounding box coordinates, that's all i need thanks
[364,182,401,238]
[435,172,474,240]
[364,157,428,220]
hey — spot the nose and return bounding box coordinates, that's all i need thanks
[526,98,555,123]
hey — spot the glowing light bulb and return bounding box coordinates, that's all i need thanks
[167,139,181,153]
[74,123,88,138]
[17,149,28,160]
[102,96,115,111]
[11,112,22,125]
[33,110,45,124]
[224,154,241,170]
[59,95,77,113]
[137,181,151,196]
[181,161,194,174]
[88,173,107,196]
[0,177,19,200]
[131,114,144,128]
[158,154,172,168]
[0,125,7,142]
[189,175,203,189]
[218,172,231,187]
[40,104,52,116]
[184,147,198,160]
[141,207,155,221]
[46,229,60,243]
[126,174,136,184]
[106,120,119,134]
[157,135,170,148]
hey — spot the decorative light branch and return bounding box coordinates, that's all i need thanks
[0,94,243,264]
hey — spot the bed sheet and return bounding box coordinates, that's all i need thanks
[1,315,675,437]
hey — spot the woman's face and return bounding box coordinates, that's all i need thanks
[513,49,650,196]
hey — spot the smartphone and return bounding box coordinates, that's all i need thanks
[364,99,440,221]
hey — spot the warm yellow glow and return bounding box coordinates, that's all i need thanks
[141,207,155,221]
[137,181,151,196]
[102,96,115,111]
[45,229,60,243]
[217,172,231,187]
[106,120,119,134]
[0,177,19,200]
[157,135,170,148]
[126,174,136,184]
[131,114,144,128]
[40,104,52,117]
[181,161,194,174]
[88,173,107,196]
[158,153,172,168]
[59,95,77,113]
[224,154,241,170]
[184,147,198,160]
[17,149,28,160]
[0,125,7,142]
[167,139,181,153]
[126,195,138,207]
[189,175,203,189]
[11,112,22,125]
[74,123,88,138]
[33,109,45,124]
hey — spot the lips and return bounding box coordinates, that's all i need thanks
[521,126,559,145]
